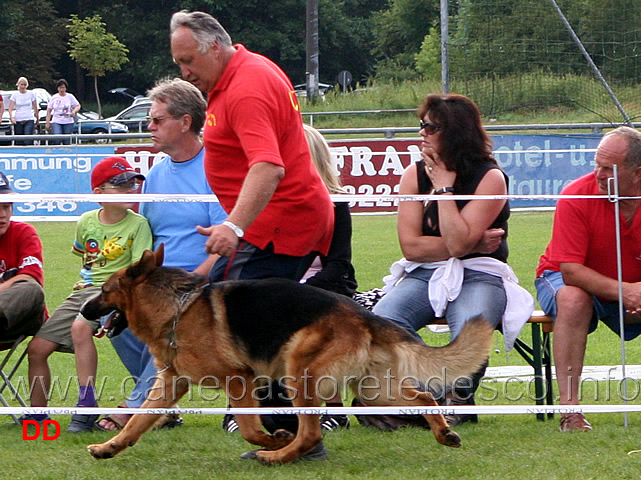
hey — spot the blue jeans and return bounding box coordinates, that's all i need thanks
[14,120,35,145]
[535,269,641,341]
[373,267,506,342]
[51,122,74,145]
[109,328,157,408]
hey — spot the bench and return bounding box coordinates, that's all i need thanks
[430,310,554,421]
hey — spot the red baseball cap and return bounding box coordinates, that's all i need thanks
[91,157,145,190]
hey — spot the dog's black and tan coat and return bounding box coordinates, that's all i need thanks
[81,246,493,464]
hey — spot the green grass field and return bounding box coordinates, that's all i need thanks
[3,212,641,479]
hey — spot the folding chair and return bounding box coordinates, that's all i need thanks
[0,335,29,424]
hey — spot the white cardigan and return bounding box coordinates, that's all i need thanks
[382,257,535,351]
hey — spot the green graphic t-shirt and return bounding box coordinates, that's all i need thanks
[71,209,152,289]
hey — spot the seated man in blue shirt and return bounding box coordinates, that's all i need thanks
[95,78,227,431]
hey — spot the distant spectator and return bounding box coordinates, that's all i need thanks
[46,79,80,145]
[8,77,38,145]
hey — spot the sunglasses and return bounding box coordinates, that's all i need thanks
[419,120,441,135]
[146,115,169,125]
[100,181,142,192]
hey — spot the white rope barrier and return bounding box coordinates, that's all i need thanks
[4,404,641,417]
[0,147,598,158]
[0,192,626,203]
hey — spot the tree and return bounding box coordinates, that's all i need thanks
[372,0,440,81]
[0,0,66,89]
[67,14,129,117]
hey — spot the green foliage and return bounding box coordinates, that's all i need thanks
[0,0,66,89]
[67,15,129,78]
[67,14,129,116]
[415,26,441,80]
[373,0,438,59]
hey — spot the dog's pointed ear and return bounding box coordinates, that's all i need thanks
[154,243,164,267]
[126,249,157,280]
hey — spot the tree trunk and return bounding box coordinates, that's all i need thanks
[94,76,102,118]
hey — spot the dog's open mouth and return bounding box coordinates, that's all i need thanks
[93,310,127,338]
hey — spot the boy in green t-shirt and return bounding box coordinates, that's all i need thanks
[21,157,152,432]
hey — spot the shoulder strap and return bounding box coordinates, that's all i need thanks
[415,160,432,194]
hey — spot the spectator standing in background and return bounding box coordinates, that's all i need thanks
[46,79,80,145]
[9,77,39,145]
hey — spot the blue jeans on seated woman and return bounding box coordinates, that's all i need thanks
[373,267,506,342]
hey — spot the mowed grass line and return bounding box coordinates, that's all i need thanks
[2,212,641,479]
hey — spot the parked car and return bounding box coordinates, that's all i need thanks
[103,100,151,133]
[74,110,128,143]
[108,87,145,104]
[294,83,334,95]
[293,82,333,100]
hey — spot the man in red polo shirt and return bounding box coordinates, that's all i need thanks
[170,11,333,281]
[536,126,641,432]
[170,11,334,460]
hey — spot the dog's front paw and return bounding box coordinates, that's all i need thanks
[87,441,121,459]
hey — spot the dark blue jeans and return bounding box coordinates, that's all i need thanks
[14,120,35,145]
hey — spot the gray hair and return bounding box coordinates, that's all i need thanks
[604,126,641,170]
[170,10,232,54]
[147,77,206,134]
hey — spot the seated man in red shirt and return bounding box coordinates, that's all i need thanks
[536,126,641,432]
[0,171,45,342]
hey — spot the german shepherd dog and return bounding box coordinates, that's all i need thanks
[81,246,493,464]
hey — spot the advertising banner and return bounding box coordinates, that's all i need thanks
[0,134,601,218]
[330,134,600,212]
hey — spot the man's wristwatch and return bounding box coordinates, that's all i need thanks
[434,187,455,195]
[222,220,244,238]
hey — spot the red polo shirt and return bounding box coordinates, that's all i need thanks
[203,44,333,256]
[536,172,641,282]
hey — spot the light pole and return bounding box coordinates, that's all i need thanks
[306,0,319,102]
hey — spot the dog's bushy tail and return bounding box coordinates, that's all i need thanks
[394,315,494,388]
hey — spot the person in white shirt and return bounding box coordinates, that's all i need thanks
[8,77,38,145]
[46,78,80,145]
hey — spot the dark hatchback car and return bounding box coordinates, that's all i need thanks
[103,100,151,133]
[74,110,128,143]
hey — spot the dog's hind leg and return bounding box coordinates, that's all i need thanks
[87,369,190,459]
[229,375,295,451]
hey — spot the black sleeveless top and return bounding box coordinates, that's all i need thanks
[416,159,510,262]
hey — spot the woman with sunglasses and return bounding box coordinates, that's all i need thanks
[372,93,533,426]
